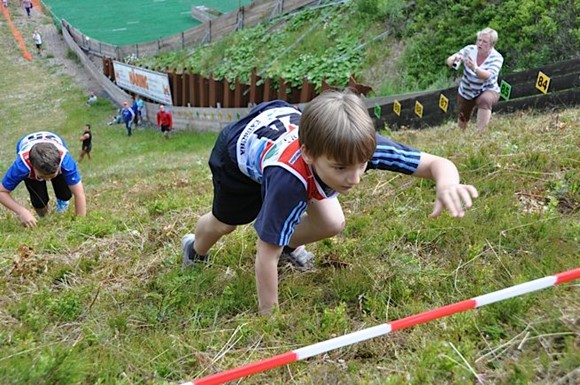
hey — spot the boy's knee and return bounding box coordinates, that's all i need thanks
[219,223,237,235]
[210,215,237,235]
[324,217,346,237]
[35,207,48,217]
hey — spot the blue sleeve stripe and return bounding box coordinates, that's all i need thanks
[371,156,419,168]
[370,146,420,172]
[376,145,420,156]
[375,146,420,163]
[369,159,418,173]
[279,201,307,245]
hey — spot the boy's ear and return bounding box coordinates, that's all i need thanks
[300,144,314,165]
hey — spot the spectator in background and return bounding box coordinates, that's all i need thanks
[131,96,140,126]
[107,109,122,125]
[0,131,87,227]
[78,124,92,162]
[156,104,173,139]
[446,27,503,131]
[120,101,135,136]
[32,30,42,55]
[135,95,145,122]
[86,91,98,107]
[23,0,32,17]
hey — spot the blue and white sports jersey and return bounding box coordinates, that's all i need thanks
[221,101,421,246]
[1,131,81,191]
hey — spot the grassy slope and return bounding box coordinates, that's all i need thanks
[42,0,253,45]
[1,12,579,385]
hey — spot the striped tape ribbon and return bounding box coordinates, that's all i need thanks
[181,267,579,385]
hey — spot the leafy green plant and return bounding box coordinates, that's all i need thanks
[134,0,578,95]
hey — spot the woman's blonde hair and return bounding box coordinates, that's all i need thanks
[299,89,376,165]
[477,27,498,47]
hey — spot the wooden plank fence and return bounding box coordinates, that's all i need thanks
[370,58,580,130]
[102,57,372,108]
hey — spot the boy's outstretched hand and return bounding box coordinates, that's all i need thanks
[413,153,479,218]
[430,183,478,218]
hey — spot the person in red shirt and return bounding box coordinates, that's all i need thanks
[156,105,173,139]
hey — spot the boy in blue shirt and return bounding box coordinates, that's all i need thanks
[0,131,87,228]
[121,101,136,136]
[182,90,478,314]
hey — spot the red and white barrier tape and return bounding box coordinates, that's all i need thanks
[181,267,580,385]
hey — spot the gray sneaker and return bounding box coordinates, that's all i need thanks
[279,245,314,270]
[181,234,207,270]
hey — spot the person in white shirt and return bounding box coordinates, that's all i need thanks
[32,30,43,55]
[446,27,504,131]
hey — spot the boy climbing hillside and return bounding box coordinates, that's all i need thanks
[182,89,478,314]
[0,131,86,227]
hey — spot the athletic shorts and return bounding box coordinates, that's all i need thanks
[161,125,171,132]
[209,124,262,226]
[24,174,72,209]
[457,91,500,123]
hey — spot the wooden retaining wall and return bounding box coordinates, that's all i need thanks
[369,58,580,130]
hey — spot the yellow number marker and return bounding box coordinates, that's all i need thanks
[415,101,423,118]
[393,100,401,116]
[535,71,551,94]
[439,94,449,113]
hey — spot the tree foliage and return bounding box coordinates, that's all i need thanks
[401,0,580,89]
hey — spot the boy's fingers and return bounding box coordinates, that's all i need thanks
[465,185,479,198]
[458,188,474,209]
[432,185,478,218]
[446,190,464,217]
[23,220,36,228]
[430,200,443,218]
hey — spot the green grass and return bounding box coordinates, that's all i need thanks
[1,11,579,385]
[42,0,253,45]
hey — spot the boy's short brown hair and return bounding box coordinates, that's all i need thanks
[29,143,61,175]
[299,89,376,165]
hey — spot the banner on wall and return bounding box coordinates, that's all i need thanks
[112,61,173,105]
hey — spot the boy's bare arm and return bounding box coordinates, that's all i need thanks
[69,182,87,216]
[255,239,283,314]
[413,153,478,218]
